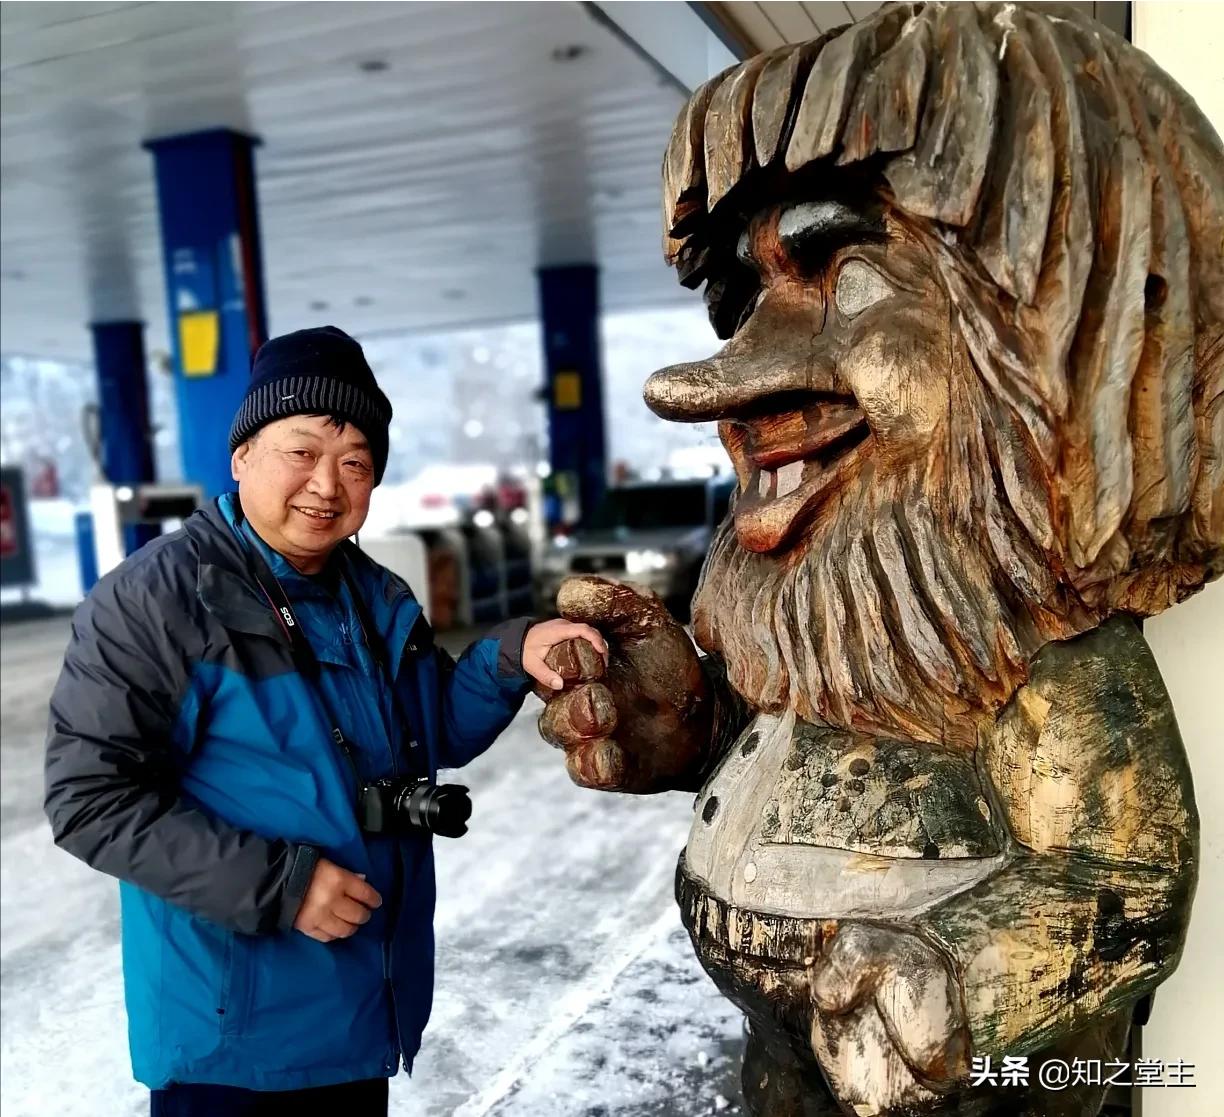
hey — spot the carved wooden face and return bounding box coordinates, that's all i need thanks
[653,8,1221,741]
[645,196,956,554]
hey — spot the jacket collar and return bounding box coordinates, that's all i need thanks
[179,497,268,637]
[184,495,419,658]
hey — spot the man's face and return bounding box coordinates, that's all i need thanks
[231,414,375,573]
[646,196,954,554]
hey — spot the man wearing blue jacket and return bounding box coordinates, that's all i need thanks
[44,326,605,1116]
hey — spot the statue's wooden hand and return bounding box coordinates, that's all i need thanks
[808,924,971,1108]
[536,575,713,793]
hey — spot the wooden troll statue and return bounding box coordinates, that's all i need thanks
[538,3,1223,1114]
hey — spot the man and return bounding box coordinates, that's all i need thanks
[45,325,606,1116]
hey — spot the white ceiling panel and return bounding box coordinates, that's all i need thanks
[1,1,694,361]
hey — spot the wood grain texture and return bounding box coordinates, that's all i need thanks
[643,4,1219,1115]
[659,0,1222,601]
[542,5,1219,1115]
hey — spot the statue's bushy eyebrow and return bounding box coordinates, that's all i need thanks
[775,201,885,264]
[730,199,885,277]
[777,201,879,244]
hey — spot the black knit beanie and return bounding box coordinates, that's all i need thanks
[228,326,393,483]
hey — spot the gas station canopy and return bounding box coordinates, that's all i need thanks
[1,1,1126,365]
[1,1,694,362]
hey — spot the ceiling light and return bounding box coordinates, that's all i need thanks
[442,289,466,301]
[550,44,588,63]
[359,59,390,73]
[310,300,329,311]
[354,296,374,307]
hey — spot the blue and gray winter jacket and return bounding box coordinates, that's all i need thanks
[44,493,533,1090]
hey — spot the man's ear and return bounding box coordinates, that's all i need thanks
[231,440,252,483]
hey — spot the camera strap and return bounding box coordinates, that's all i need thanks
[227,500,424,783]
[243,542,365,783]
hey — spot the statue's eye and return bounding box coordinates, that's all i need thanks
[736,229,753,268]
[834,258,892,319]
[705,270,759,340]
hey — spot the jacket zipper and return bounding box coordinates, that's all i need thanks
[375,601,408,1072]
[351,580,415,1072]
[384,849,406,1072]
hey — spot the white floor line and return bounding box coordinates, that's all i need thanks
[453,858,683,1117]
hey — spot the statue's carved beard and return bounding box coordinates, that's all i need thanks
[692,457,1078,746]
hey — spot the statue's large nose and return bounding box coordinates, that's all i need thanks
[643,288,836,423]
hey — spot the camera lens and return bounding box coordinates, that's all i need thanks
[399,781,472,838]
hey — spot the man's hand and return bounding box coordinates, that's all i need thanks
[808,923,971,1108]
[293,858,383,943]
[536,575,713,793]
[522,618,609,689]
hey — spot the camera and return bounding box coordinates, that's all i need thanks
[358,778,472,839]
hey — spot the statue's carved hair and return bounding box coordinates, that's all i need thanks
[665,1,1223,611]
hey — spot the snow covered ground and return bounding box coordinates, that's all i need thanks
[1,618,744,1117]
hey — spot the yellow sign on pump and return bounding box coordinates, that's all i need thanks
[554,370,582,410]
[178,311,220,377]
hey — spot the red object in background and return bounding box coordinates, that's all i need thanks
[473,485,498,514]
[495,474,526,512]
[27,458,59,498]
[0,484,16,557]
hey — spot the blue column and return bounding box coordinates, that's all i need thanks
[89,320,158,555]
[537,265,607,527]
[145,129,268,499]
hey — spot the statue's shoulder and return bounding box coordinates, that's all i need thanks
[986,615,1197,865]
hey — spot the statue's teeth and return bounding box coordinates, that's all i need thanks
[776,461,805,498]
[758,470,771,498]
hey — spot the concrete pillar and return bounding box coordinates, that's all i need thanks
[537,264,607,527]
[88,320,157,555]
[145,129,268,499]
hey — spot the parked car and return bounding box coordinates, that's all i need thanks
[536,476,734,619]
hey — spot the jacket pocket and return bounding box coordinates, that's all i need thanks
[239,930,389,1065]
[219,931,253,1037]
[159,906,242,1059]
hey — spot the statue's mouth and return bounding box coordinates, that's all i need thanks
[726,393,871,552]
